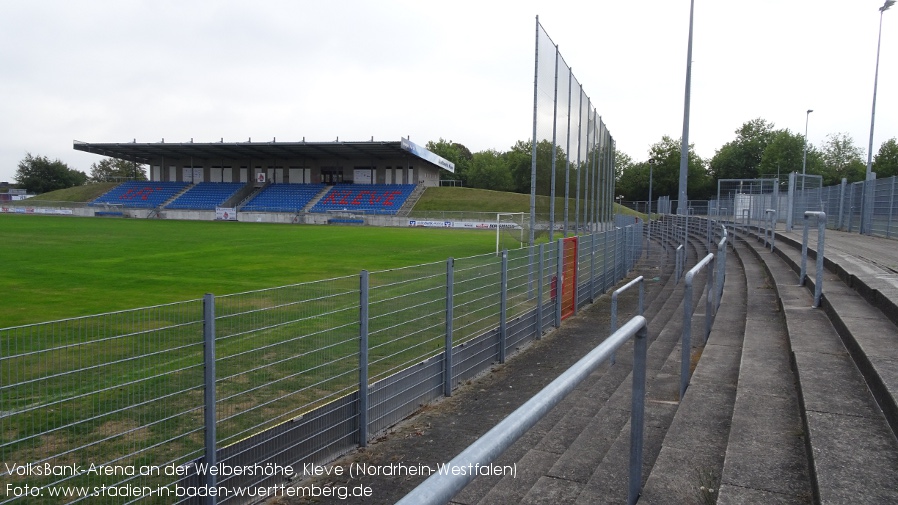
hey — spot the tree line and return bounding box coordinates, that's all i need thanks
[615,118,898,202]
[11,119,898,199]
[12,155,147,194]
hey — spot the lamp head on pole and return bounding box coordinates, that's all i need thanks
[807,109,814,115]
[882,0,895,13]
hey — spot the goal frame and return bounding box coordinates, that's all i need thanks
[496,212,526,254]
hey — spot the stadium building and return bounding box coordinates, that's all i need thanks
[72,137,455,223]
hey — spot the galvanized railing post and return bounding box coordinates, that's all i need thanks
[800,216,810,287]
[704,255,715,343]
[536,244,544,339]
[394,316,649,505]
[359,270,369,446]
[681,253,715,398]
[629,321,648,505]
[675,244,684,284]
[445,258,454,397]
[499,250,508,363]
[799,211,827,307]
[202,293,217,505]
[715,226,727,310]
[611,276,645,366]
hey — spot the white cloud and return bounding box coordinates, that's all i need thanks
[0,0,894,182]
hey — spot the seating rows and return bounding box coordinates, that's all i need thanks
[166,182,245,210]
[310,184,416,215]
[90,181,190,209]
[91,182,416,214]
[240,184,326,212]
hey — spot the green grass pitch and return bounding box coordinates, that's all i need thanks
[0,214,519,328]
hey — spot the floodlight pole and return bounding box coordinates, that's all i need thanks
[862,0,894,234]
[802,109,813,191]
[677,0,695,216]
[867,0,894,178]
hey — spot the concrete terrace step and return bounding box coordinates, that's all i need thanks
[639,235,749,504]
[740,231,898,504]
[716,237,812,504]
[452,240,679,504]
[766,229,898,440]
[455,234,715,504]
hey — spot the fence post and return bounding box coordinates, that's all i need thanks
[590,230,596,302]
[499,250,508,363]
[203,293,217,505]
[359,271,369,446]
[445,258,454,397]
[787,172,795,231]
[888,177,895,239]
[603,228,610,292]
[537,244,544,339]
[838,178,847,230]
[555,239,564,328]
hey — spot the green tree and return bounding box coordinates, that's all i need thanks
[614,151,634,186]
[426,139,472,185]
[466,150,514,191]
[649,136,711,200]
[15,153,87,194]
[709,118,777,180]
[872,137,898,178]
[504,139,567,196]
[759,129,806,177]
[89,158,147,182]
[820,132,866,185]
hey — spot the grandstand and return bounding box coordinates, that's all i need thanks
[87,182,420,217]
[75,137,454,221]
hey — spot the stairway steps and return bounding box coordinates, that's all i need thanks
[712,237,812,504]
[639,237,747,504]
[454,234,707,504]
[740,231,898,503]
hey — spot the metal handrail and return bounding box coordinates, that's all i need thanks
[395,316,650,505]
[681,253,715,398]
[800,211,827,308]
[715,224,728,310]
[611,276,645,364]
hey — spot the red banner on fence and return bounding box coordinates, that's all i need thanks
[561,236,578,321]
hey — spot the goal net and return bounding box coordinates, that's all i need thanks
[496,212,526,254]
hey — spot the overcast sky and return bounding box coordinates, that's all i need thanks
[1,0,895,183]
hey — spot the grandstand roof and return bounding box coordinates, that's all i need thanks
[73,138,452,171]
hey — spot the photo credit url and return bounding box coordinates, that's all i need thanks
[3,461,517,500]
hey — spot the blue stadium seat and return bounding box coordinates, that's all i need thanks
[90,181,191,209]
[240,184,326,212]
[165,182,245,210]
[310,184,416,215]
